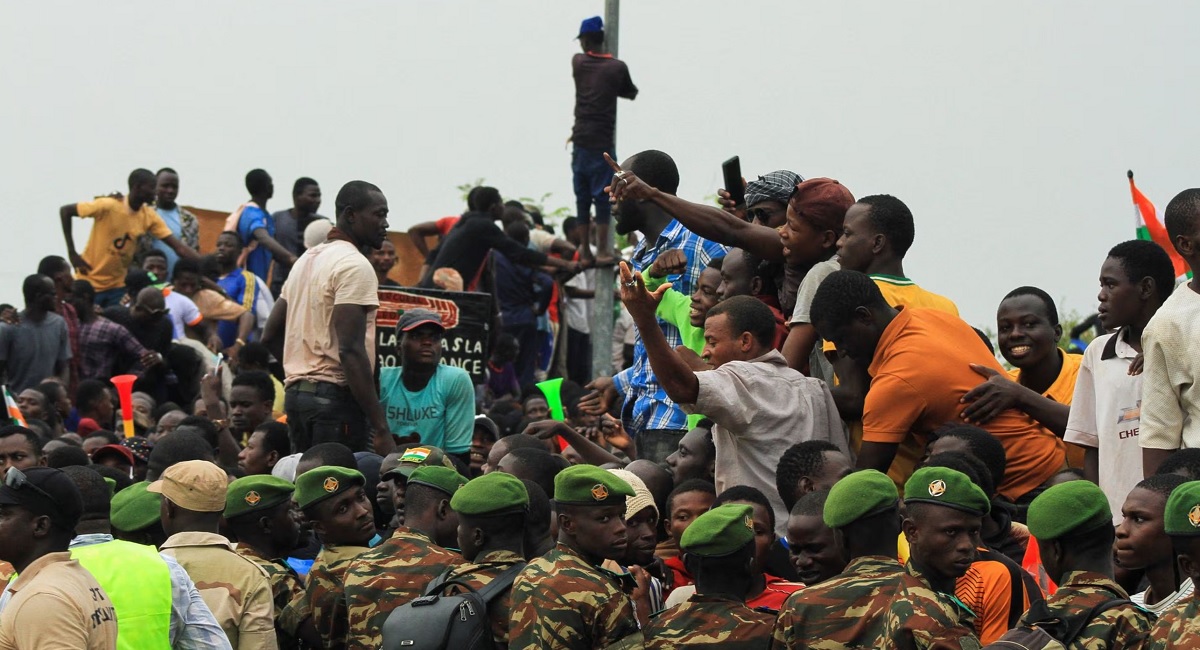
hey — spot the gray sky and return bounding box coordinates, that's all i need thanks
[2,1,1196,330]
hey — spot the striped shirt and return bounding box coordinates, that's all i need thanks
[1132,577,1194,615]
[612,219,726,434]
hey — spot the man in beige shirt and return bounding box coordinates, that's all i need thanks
[0,467,118,649]
[619,262,847,537]
[263,180,395,456]
[153,460,277,650]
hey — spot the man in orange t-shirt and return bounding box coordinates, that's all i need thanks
[812,270,1066,505]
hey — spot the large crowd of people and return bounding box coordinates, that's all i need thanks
[3,14,1200,650]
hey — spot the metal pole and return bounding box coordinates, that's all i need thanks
[590,0,620,381]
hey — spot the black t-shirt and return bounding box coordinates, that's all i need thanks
[572,52,638,150]
[420,212,548,289]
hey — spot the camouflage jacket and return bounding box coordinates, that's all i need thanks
[1146,593,1200,649]
[237,545,306,648]
[644,593,774,648]
[281,543,367,650]
[433,549,525,647]
[880,563,982,650]
[509,542,643,650]
[342,527,462,650]
[1017,571,1152,649]
[771,554,905,649]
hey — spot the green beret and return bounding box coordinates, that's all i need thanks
[103,477,117,498]
[681,504,755,557]
[111,481,162,532]
[407,466,468,497]
[226,475,295,520]
[824,470,899,529]
[554,464,635,506]
[903,466,990,516]
[1164,480,1200,537]
[1027,480,1112,541]
[451,472,529,516]
[295,467,364,510]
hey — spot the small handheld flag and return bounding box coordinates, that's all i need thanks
[1129,170,1192,281]
[4,385,27,427]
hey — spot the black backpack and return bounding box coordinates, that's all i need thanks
[983,597,1143,650]
[380,563,526,650]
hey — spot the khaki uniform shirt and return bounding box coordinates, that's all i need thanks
[0,552,118,650]
[160,531,277,650]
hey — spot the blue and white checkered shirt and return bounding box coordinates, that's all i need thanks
[613,219,728,434]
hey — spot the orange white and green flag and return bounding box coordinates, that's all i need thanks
[1129,170,1192,281]
[3,385,26,427]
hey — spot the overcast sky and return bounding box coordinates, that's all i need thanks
[2,1,1196,330]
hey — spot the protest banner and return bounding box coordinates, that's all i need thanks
[375,287,493,383]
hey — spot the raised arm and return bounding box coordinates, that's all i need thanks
[604,154,784,262]
[406,221,442,257]
[618,262,700,404]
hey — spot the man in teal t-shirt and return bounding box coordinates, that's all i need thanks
[378,309,474,459]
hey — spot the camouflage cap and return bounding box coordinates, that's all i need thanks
[681,504,755,558]
[824,469,899,529]
[1164,480,1200,537]
[903,466,990,516]
[554,464,634,507]
[147,460,227,512]
[1027,480,1111,541]
[407,466,468,497]
[295,466,364,510]
[383,446,456,480]
[110,481,162,532]
[451,472,529,516]
[225,475,295,520]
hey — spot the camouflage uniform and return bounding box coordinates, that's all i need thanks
[644,594,773,648]
[771,554,906,649]
[880,564,982,650]
[509,542,643,650]
[238,545,305,648]
[1146,593,1200,649]
[342,527,462,650]
[281,543,368,649]
[431,549,525,647]
[1016,570,1151,649]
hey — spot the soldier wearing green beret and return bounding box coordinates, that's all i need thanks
[282,466,375,649]
[385,471,531,648]
[378,445,456,527]
[110,480,168,547]
[880,466,987,650]
[1147,480,1200,649]
[643,504,774,648]
[226,475,305,648]
[1012,479,1154,649]
[509,464,645,650]
[344,465,466,650]
[773,469,906,649]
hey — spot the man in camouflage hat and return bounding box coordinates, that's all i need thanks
[1016,479,1153,649]
[225,475,304,648]
[509,464,645,649]
[281,465,374,649]
[344,465,465,650]
[154,460,277,649]
[643,503,774,648]
[881,466,986,650]
[405,471,530,648]
[773,469,906,649]
[1147,480,1200,648]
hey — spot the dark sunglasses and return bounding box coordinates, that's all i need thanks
[5,467,58,506]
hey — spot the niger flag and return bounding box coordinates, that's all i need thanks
[1129,170,1192,281]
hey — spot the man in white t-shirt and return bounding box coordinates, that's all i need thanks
[263,180,396,456]
[1065,240,1176,521]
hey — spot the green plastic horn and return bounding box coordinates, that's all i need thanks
[536,377,565,421]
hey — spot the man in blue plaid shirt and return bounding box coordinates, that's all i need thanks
[583,149,727,463]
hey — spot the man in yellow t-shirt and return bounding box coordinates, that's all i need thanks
[59,168,200,308]
[962,287,1085,467]
[823,195,961,484]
